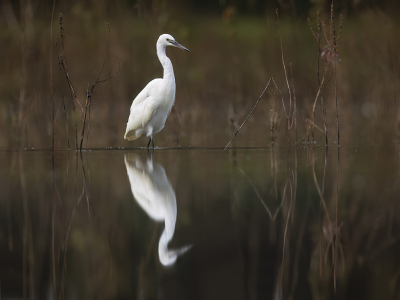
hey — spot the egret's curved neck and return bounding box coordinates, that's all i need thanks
[158,220,176,266]
[157,44,175,82]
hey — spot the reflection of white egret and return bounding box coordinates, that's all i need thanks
[124,154,191,266]
[124,34,190,149]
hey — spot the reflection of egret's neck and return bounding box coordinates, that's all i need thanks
[157,200,192,266]
[158,228,192,267]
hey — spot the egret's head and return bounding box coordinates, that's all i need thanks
[158,34,191,52]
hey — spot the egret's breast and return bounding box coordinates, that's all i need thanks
[162,79,176,105]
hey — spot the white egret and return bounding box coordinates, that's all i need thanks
[124,34,190,149]
[124,154,191,266]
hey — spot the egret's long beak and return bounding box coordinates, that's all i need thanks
[171,40,191,52]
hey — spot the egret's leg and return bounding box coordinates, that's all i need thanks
[147,146,154,160]
[150,136,155,153]
[146,138,152,150]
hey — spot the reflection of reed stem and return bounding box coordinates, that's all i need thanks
[52,199,56,290]
[334,147,340,291]
[19,153,35,299]
[59,188,84,300]
[289,178,308,299]
[312,149,333,271]
[280,179,292,286]
[240,167,269,219]
[271,147,278,199]
[51,151,57,291]
[6,193,13,251]
[80,151,92,215]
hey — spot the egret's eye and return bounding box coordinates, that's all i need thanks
[166,38,170,42]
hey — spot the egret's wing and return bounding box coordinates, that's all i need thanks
[124,98,158,140]
[131,78,161,106]
[124,79,162,140]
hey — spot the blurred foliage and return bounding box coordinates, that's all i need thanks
[8,0,400,17]
[0,0,400,149]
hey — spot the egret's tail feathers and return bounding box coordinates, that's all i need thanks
[124,131,139,141]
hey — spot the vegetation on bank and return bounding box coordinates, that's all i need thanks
[0,1,399,149]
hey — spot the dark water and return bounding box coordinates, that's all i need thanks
[0,147,399,299]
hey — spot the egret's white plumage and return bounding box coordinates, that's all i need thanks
[124,34,190,148]
[124,154,191,266]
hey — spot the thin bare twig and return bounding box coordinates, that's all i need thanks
[225,11,297,149]
[290,63,297,144]
[58,17,83,112]
[80,23,119,151]
[57,14,79,149]
[320,11,328,146]
[224,78,272,150]
[306,118,324,133]
[332,5,340,146]
[312,63,329,146]
[50,0,56,150]
[276,9,292,120]
[60,93,70,149]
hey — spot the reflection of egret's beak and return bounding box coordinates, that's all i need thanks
[171,40,191,52]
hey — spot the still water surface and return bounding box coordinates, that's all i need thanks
[0,147,399,299]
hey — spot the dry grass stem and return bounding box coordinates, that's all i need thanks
[56,16,118,151]
[306,118,324,133]
[322,95,328,146]
[57,14,79,149]
[225,12,298,149]
[80,23,119,151]
[312,63,329,145]
[61,93,70,149]
[276,9,296,144]
[224,77,272,149]
[50,0,56,150]
[308,8,343,147]
[330,3,341,146]
[290,63,297,144]
[269,108,280,144]
[276,9,293,119]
